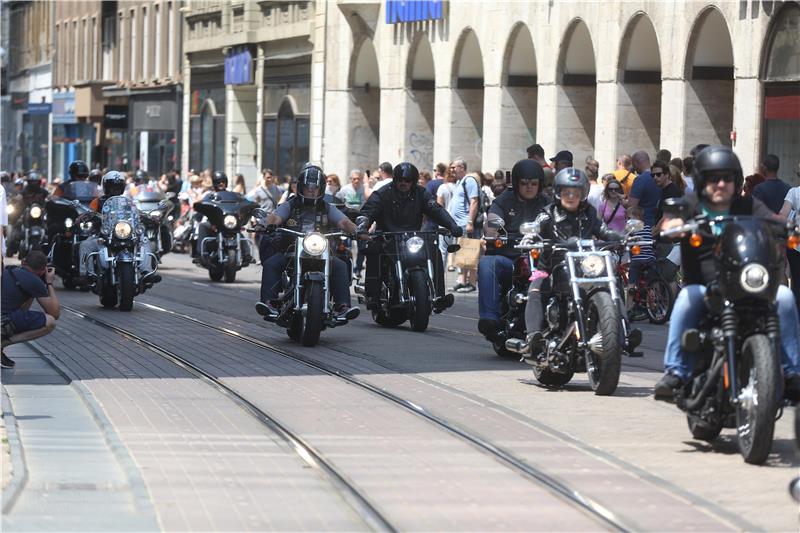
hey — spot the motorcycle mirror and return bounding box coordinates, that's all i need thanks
[662,197,688,219]
[487,217,505,230]
[355,215,369,227]
[624,219,644,235]
[519,221,540,235]
[252,208,267,219]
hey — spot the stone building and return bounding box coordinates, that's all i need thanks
[52,0,183,179]
[317,0,800,184]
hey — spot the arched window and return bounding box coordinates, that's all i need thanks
[189,89,225,172]
[263,98,309,177]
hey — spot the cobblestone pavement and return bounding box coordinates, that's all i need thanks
[2,253,798,531]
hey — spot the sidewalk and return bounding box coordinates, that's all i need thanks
[1,343,159,532]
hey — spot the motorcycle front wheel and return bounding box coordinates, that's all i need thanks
[300,279,324,347]
[100,273,118,308]
[208,267,224,281]
[736,334,779,464]
[585,291,622,395]
[118,262,136,311]
[408,270,431,332]
[224,253,237,283]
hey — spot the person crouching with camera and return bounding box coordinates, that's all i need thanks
[1,250,60,368]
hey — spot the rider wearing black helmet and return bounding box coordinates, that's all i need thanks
[88,169,103,186]
[192,171,236,258]
[54,160,91,198]
[654,146,800,401]
[211,171,228,192]
[357,161,463,312]
[477,159,548,341]
[256,164,359,320]
[521,167,624,358]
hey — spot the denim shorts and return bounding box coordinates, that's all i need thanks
[6,309,46,334]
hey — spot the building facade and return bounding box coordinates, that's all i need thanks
[317,0,800,184]
[4,0,53,176]
[181,0,315,184]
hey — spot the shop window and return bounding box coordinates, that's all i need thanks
[262,99,309,179]
[190,97,225,173]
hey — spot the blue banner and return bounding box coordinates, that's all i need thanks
[385,0,443,24]
[224,47,253,85]
[27,103,52,115]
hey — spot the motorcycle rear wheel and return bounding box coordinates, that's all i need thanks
[586,291,622,396]
[646,277,674,325]
[118,262,135,311]
[300,280,324,347]
[408,270,431,332]
[736,334,779,465]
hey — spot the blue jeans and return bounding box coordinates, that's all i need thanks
[478,255,513,322]
[664,284,800,380]
[260,252,351,307]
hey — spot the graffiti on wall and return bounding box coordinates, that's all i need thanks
[408,132,433,168]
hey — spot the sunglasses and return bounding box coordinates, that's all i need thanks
[608,188,620,192]
[560,189,581,199]
[652,171,665,177]
[519,179,539,186]
[396,177,415,183]
[709,174,735,184]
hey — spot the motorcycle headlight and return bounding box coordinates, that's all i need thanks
[80,221,93,231]
[580,255,605,278]
[64,217,73,228]
[519,221,540,235]
[740,263,769,294]
[7,204,15,215]
[223,214,238,229]
[405,236,424,254]
[150,210,161,219]
[114,221,133,239]
[302,232,327,256]
[30,206,43,218]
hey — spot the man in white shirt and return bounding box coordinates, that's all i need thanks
[366,162,393,198]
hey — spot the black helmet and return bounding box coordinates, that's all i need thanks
[88,169,103,184]
[133,169,148,185]
[69,160,90,181]
[102,171,127,197]
[510,159,544,192]
[553,168,590,201]
[392,162,419,184]
[296,165,326,206]
[211,171,228,191]
[693,145,743,197]
[26,171,43,187]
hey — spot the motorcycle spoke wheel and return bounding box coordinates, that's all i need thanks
[646,278,673,325]
[585,292,622,396]
[735,334,779,464]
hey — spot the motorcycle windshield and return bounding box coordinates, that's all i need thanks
[101,196,139,236]
[135,190,165,212]
[63,181,99,203]
[197,191,255,223]
[715,218,778,269]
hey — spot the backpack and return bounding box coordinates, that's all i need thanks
[462,176,490,229]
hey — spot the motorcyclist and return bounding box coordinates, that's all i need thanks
[78,171,161,285]
[522,168,624,358]
[88,169,103,190]
[357,162,463,312]
[478,159,548,341]
[653,146,800,401]
[53,160,90,197]
[192,171,236,259]
[125,169,149,198]
[255,164,359,320]
[6,171,48,254]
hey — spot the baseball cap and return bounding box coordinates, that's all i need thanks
[549,150,573,163]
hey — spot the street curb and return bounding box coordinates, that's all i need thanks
[1,385,29,514]
[28,340,161,531]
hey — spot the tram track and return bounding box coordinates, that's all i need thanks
[63,301,632,531]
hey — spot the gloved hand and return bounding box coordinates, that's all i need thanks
[265,224,277,234]
[450,226,464,238]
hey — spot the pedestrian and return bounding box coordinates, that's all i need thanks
[626,206,656,321]
[752,154,791,214]
[656,148,672,164]
[778,184,800,312]
[682,156,695,193]
[1,250,60,368]
[337,169,368,278]
[742,173,765,197]
[668,164,687,193]
[549,150,573,173]
[627,150,661,228]
[526,144,551,169]
[418,170,432,189]
[612,154,637,198]
[448,158,479,292]
[326,173,342,197]
[247,169,281,216]
[597,178,627,232]
[437,165,458,269]
[427,162,446,198]
[481,172,495,205]
[651,159,684,224]
[585,157,603,210]
[366,162,393,197]
[232,173,246,194]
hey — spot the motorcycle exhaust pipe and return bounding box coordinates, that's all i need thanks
[353,284,365,295]
[504,338,529,354]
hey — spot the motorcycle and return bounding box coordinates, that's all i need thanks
[254,219,359,347]
[7,200,47,258]
[659,211,798,464]
[503,219,646,396]
[85,196,158,311]
[46,182,102,289]
[354,223,457,332]
[193,191,257,282]
[134,189,175,260]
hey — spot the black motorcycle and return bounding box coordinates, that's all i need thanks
[7,199,47,258]
[255,222,359,347]
[46,181,99,289]
[504,219,646,396]
[193,191,257,283]
[134,189,175,260]
[355,224,457,332]
[660,213,797,464]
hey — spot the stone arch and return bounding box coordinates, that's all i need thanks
[499,22,538,168]
[403,33,436,170]
[683,7,735,151]
[347,37,380,174]
[760,1,800,184]
[616,12,662,158]
[450,27,484,170]
[555,18,596,166]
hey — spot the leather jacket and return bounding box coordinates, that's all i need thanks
[360,182,459,233]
